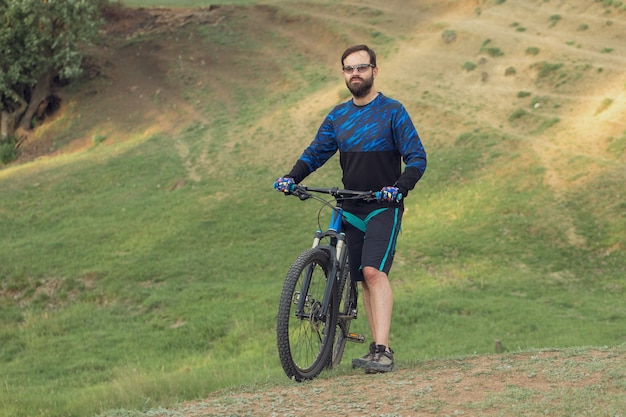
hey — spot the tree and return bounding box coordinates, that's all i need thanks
[0,0,102,142]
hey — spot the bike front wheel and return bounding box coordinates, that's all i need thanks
[277,248,337,381]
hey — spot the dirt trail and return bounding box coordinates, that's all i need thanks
[154,347,625,417]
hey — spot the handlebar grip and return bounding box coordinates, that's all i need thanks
[375,191,403,202]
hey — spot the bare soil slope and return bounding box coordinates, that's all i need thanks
[19,1,626,189]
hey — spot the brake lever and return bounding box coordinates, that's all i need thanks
[291,187,311,201]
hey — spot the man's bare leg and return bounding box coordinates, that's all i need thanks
[361,266,393,349]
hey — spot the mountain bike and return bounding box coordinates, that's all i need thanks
[276,185,380,381]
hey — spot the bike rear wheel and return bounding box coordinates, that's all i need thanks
[277,248,337,381]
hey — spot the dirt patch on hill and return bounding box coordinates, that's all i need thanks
[16,5,237,163]
[17,0,626,171]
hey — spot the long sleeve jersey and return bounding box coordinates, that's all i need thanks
[287,93,427,213]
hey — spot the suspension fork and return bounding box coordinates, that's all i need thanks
[317,244,340,320]
[316,208,349,319]
[296,207,347,320]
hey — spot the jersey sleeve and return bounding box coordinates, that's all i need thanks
[392,105,427,196]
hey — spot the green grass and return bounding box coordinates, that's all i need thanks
[1,1,625,417]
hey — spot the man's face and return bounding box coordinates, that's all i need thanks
[342,50,377,98]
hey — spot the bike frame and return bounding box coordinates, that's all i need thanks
[290,185,377,324]
[277,185,378,380]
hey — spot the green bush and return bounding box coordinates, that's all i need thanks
[532,61,564,79]
[463,61,477,71]
[508,108,528,122]
[526,46,540,56]
[478,39,504,57]
[549,14,561,27]
[442,29,456,43]
[484,47,504,57]
[0,137,18,164]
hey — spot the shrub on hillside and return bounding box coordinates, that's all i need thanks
[463,61,477,71]
[0,137,18,164]
[526,46,540,56]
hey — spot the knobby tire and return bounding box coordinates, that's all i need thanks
[277,248,338,381]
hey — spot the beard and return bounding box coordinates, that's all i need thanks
[346,74,374,98]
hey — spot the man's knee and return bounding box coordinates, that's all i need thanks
[362,266,387,283]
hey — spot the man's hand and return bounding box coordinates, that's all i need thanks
[274,177,295,193]
[378,186,403,202]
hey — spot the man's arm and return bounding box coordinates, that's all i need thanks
[394,107,427,196]
[285,159,312,184]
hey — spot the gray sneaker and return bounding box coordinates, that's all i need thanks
[351,342,377,369]
[364,345,395,373]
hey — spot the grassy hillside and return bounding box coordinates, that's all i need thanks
[0,1,624,416]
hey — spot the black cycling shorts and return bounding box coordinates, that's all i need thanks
[343,207,403,282]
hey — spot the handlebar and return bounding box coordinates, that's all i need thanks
[288,184,381,202]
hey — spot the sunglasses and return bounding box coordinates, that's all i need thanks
[342,63,375,74]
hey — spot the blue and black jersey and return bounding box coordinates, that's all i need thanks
[287,93,427,213]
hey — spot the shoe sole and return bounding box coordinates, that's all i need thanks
[364,364,395,373]
[363,361,395,373]
[351,356,373,369]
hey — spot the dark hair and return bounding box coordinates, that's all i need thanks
[341,44,377,67]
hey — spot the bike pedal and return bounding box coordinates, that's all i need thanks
[347,333,365,343]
